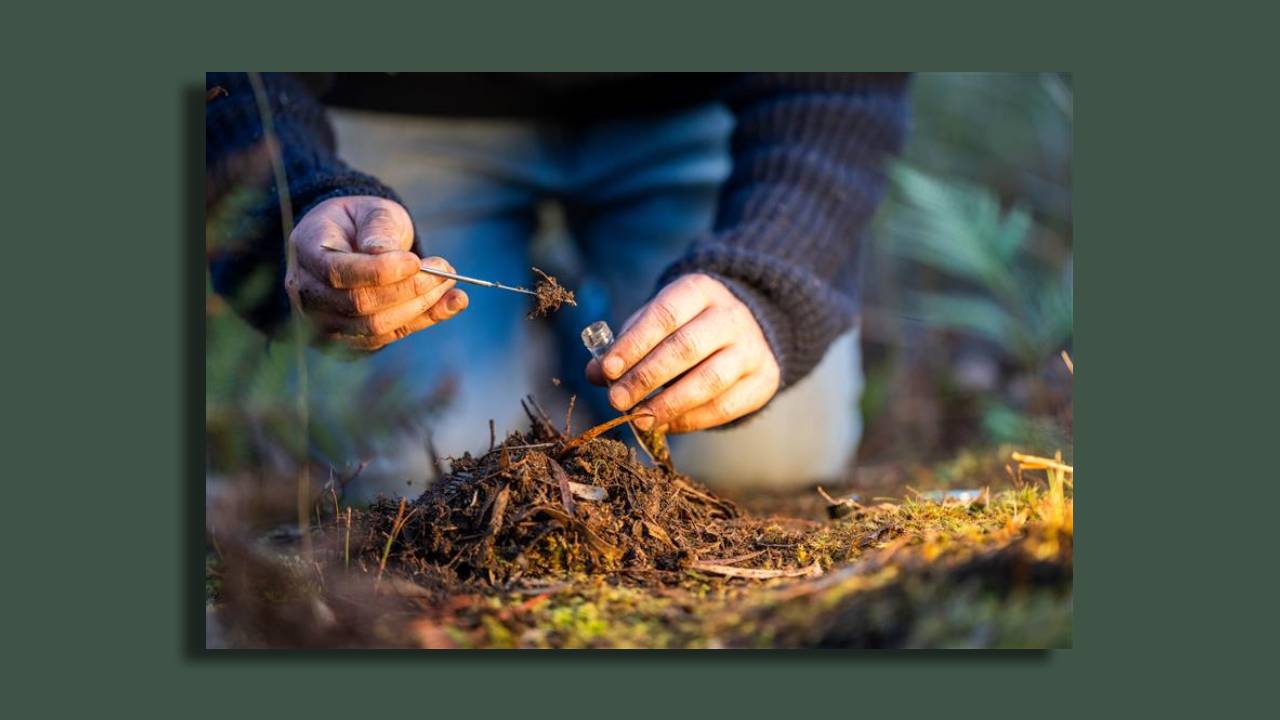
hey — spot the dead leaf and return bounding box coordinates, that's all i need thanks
[547,457,575,517]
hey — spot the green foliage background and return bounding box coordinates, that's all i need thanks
[862,73,1072,459]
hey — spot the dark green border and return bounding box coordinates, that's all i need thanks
[12,0,1261,713]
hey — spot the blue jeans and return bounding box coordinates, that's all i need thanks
[315,105,861,501]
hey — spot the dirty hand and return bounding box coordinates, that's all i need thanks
[586,273,781,433]
[285,196,468,351]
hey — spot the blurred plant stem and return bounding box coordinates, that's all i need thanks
[248,72,311,559]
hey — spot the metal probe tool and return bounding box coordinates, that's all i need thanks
[419,265,537,297]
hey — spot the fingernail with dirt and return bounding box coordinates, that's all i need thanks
[609,386,629,410]
[447,292,467,313]
[604,356,624,378]
[633,412,654,431]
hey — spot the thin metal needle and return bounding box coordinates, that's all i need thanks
[420,265,537,297]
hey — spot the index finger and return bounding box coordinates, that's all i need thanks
[601,278,708,381]
[308,248,421,289]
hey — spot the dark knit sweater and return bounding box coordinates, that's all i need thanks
[206,72,909,390]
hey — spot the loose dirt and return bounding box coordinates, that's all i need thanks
[528,267,576,318]
[355,400,818,586]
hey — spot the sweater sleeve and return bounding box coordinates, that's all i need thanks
[657,73,910,390]
[205,72,409,335]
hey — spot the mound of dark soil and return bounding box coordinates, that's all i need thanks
[357,400,812,585]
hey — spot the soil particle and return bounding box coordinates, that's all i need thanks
[528,267,576,318]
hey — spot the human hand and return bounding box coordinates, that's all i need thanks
[284,196,468,351]
[586,273,781,433]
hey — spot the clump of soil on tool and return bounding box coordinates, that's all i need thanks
[528,267,576,319]
[352,400,818,585]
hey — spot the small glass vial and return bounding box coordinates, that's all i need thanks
[580,320,615,360]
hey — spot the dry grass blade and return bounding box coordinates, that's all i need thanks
[691,561,823,580]
[376,498,415,590]
[343,507,352,570]
[564,395,576,436]
[1012,450,1072,527]
[1011,451,1073,474]
[247,71,311,561]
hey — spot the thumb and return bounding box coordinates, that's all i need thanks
[354,202,414,255]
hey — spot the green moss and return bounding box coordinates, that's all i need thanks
[438,480,1071,649]
[223,449,1072,649]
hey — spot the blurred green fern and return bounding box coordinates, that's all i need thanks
[885,164,1072,372]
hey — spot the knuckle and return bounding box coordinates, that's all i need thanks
[363,206,397,228]
[761,357,781,386]
[630,364,659,394]
[670,328,701,363]
[326,262,346,289]
[370,257,391,284]
[699,364,729,395]
[350,288,375,315]
[614,337,641,365]
[651,300,680,334]
[419,291,438,313]
[685,273,716,298]
[383,200,410,223]
[679,273,707,290]
[375,255,405,284]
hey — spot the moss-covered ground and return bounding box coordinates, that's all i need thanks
[208,446,1072,649]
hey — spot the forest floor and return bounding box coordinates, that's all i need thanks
[206,403,1072,649]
